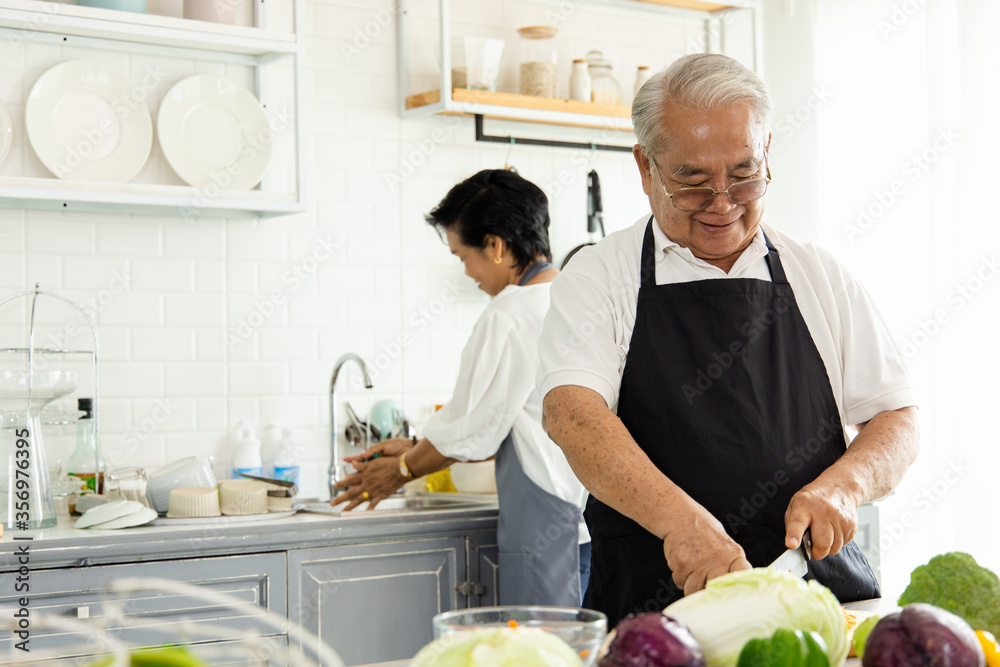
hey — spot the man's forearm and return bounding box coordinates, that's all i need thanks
[820,406,919,506]
[542,385,702,539]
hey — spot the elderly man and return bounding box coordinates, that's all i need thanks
[538,53,918,624]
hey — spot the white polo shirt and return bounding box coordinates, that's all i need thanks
[537,214,917,428]
[424,282,590,543]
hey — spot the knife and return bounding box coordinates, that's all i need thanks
[767,529,812,578]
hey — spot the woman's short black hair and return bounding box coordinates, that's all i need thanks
[425,169,552,270]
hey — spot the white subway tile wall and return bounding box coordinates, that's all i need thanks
[0,0,730,498]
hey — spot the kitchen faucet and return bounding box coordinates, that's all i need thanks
[328,352,373,497]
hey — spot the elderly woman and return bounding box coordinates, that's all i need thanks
[332,169,590,606]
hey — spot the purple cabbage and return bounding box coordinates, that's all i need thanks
[599,613,706,667]
[862,603,985,667]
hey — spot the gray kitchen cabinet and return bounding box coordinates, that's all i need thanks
[287,536,467,666]
[466,531,500,608]
[0,552,286,663]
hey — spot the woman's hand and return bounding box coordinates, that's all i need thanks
[342,437,415,464]
[330,455,407,511]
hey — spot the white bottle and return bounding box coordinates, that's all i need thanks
[261,423,282,477]
[232,422,263,479]
[634,66,653,99]
[569,59,592,102]
[273,429,300,485]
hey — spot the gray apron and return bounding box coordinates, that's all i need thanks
[494,260,582,606]
[495,431,582,606]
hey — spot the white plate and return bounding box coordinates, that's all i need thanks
[0,99,12,166]
[148,509,296,526]
[157,73,272,190]
[25,61,152,182]
[75,499,144,528]
[90,506,158,529]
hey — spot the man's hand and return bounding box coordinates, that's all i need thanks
[784,481,859,559]
[664,507,752,595]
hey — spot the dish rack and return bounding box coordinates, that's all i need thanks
[0,577,346,666]
[0,284,102,461]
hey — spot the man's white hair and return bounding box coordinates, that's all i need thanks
[633,53,773,158]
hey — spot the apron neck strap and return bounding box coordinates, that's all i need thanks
[518,260,554,286]
[640,217,788,285]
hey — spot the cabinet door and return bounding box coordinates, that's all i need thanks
[467,531,499,608]
[288,537,466,666]
[0,553,286,661]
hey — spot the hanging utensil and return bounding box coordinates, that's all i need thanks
[587,168,606,239]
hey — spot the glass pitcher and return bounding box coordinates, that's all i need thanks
[0,350,79,530]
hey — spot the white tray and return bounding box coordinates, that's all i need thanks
[148,509,296,525]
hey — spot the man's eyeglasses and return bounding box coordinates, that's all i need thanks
[649,157,771,212]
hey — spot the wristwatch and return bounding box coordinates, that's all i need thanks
[399,452,414,479]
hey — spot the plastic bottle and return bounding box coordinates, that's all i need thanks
[273,429,300,485]
[261,423,282,477]
[66,398,106,493]
[569,59,592,102]
[232,421,263,479]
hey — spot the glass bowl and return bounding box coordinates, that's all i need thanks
[432,606,607,666]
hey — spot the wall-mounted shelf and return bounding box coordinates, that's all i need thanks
[405,88,633,132]
[0,0,306,219]
[397,0,761,149]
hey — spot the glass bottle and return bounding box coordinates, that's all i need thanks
[518,26,558,98]
[569,59,592,102]
[587,51,622,105]
[1,354,78,530]
[66,397,106,493]
[634,66,653,99]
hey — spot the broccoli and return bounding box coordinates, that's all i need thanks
[898,552,1000,637]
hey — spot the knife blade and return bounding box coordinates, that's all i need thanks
[767,529,812,578]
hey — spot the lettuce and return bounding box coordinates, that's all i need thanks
[410,627,584,667]
[663,568,848,667]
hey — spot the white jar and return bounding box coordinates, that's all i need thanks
[634,66,653,98]
[569,59,592,102]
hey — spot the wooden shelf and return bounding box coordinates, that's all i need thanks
[405,89,634,132]
[631,0,743,11]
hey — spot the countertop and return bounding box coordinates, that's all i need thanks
[0,497,499,571]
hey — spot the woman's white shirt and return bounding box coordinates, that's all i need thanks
[424,282,590,542]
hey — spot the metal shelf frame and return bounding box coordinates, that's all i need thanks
[0,0,307,220]
[397,0,761,151]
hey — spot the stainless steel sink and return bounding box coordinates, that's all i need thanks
[299,494,496,517]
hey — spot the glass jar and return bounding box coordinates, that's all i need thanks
[518,26,558,98]
[586,51,622,105]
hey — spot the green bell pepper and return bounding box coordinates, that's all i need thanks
[736,628,831,667]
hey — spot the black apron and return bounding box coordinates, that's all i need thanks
[584,218,879,625]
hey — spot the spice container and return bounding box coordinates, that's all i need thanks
[569,59,592,102]
[586,51,622,105]
[518,26,558,98]
[451,36,505,92]
[634,66,653,98]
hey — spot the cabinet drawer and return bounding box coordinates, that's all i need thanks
[0,552,286,661]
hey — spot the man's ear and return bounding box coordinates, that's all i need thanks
[633,145,653,196]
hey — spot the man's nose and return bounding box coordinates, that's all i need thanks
[704,189,737,213]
